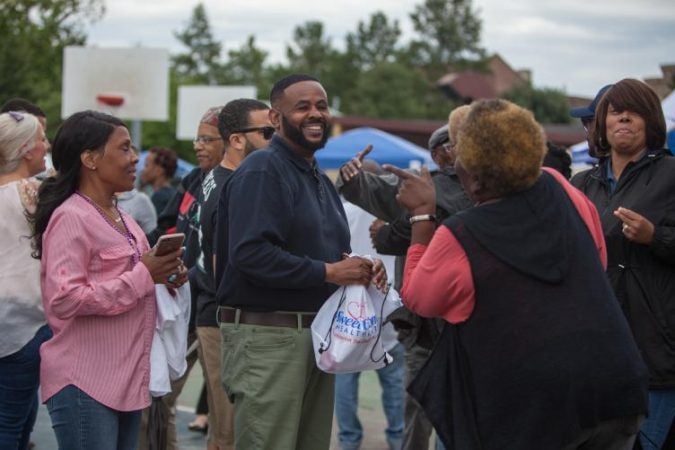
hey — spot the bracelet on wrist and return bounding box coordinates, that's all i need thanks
[409,214,436,225]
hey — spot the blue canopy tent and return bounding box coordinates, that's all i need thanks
[316,127,436,170]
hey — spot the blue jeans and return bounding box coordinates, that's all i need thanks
[47,385,141,450]
[639,389,675,450]
[0,324,52,450]
[335,342,405,450]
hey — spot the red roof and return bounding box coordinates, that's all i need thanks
[334,116,586,148]
[437,72,497,100]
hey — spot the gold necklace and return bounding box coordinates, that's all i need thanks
[76,191,141,264]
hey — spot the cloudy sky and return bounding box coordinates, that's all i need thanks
[85,0,675,98]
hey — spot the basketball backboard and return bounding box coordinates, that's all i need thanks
[176,85,257,140]
[62,46,169,121]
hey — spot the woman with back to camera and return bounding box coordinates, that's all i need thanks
[571,78,675,450]
[29,110,186,450]
[0,111,51,450]
[386,99,648,449]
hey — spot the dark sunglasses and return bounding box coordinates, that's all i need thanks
[233,126,275,140]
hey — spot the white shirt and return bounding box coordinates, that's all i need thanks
[149,283,191,397]
[117,189,158,234]
[342,201,399,351]
[0,179,45,357]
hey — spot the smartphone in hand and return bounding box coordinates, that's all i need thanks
[154,233,185,257]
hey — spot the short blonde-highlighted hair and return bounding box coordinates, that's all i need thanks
[456,99,545,198]
[0,112,40,175]
[448,104,471,144]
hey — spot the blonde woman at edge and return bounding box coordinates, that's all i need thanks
[0,111,51,450]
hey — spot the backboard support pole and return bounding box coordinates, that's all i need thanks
[131,120,142,151]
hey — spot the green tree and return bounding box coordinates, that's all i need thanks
[223,35,269,87]
[172,3,222,84]
[343,62,431,119]
[407,0,486,79]
[0,0,105,135]
[256,63,295,105]
[285,21,353,109]
[285,21,337,79]
[345,12,401,70]
[143,2,225,161]
[393,0,487,119]
[504,84,571,124]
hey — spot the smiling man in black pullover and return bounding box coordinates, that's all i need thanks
[215,74,386,450]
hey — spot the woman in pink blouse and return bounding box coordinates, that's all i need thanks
[385,100,648,450]
[29,111,186,450]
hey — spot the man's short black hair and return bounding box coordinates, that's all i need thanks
[269,74,319,107]
[218,98,269,142]
[1,97,45,117]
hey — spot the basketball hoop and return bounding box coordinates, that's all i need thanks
[96,93,125,107]
[96,93,126,117]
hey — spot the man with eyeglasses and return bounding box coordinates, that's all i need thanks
[195,98,272,450]
[140,106,225,450]
[148,107,225,246]
[569,84,613,158]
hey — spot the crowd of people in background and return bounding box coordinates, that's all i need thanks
[0,74,674,450]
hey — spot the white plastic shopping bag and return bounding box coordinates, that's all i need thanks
[311,283,402,373]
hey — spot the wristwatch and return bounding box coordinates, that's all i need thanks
[409,214,436,225]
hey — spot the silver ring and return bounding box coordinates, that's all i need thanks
[167,274,178,283]
[622,223,629,233]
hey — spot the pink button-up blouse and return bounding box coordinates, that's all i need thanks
[40,194,156,411]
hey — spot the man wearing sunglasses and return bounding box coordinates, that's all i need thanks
[195,98,272,450]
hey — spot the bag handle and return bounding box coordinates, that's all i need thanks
[318,286,347,355]
[369,285,392,365]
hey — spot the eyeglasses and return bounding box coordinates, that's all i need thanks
[442,142,456,153]
[233,126,275,140]
[193,136,223,145]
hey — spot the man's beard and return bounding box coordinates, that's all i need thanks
[243,138,257,157]
[281,114,331,152]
